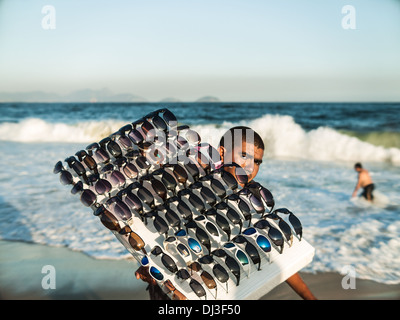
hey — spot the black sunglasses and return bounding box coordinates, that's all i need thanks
[198,255,230,293]
[203,208,231,241]
[211,248,241,286]
[99,137,123,159]
[245,181,275,215]
[264,212,293,246]
[273,208,303,241]
[215,201,243,235]
[65,156,89,184]
[86,142,111,165]
[151,245,179,274]
[190,181,217,207]
[225,193,252,227]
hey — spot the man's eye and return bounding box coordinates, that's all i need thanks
[241,153,247,159]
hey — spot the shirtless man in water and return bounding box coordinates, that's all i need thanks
[352,163,375,201]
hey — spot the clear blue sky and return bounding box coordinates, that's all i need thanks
[0,0,399,101]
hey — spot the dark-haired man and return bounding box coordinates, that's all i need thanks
[352,162,375,201]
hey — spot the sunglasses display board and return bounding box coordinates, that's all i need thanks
[54,108,315,300]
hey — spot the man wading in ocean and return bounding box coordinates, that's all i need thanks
[136,126,317,300]
[352,162,375,202]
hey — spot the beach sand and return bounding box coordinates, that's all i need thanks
[1,240,399,300]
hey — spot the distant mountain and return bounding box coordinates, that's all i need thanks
[0,88,147,103]
[195,96,220,102]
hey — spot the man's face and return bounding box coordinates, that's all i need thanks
[220,140,264,186]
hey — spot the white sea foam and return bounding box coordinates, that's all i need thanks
[192,114,400,165]
[0,118,125,143]
[1,115,399,164]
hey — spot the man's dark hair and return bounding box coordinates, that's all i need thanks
[355,162,362,169]
[219,126,265,151]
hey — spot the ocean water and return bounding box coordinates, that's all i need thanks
[0,102,399,285]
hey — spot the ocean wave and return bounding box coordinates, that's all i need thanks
[1,115,400,164]
[0,118,125,143]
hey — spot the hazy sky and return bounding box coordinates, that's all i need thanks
[1,0,400,101]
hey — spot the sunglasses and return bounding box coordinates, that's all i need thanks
[128,182,156,213]
[75,150,99,175]
[223,163,249,187]
[215,201,243,235]
[245,181,275,216]
[211,249,241,286]
[162,279,188,300]
[273,208,303,241]
[152,168,178,194]
[193,215,222,243]
[225,193,252,227]
[94,205,121,232]
[111,125,135,151]
[114,157,139,180]
[223,242,251,277]
[189,278,207,300]
[54,160,75,185]
[188,261,218,299]
[212,168,238,192]
[188,143,221,172]
[202,209,231,241]
[173,125,201,151]
[175,229,204,255]
[86,142,111,165]
[198,255,230,294]
[65,156,89,184]
[163,236,192,264]
[119,225,147,254]
[264,212,293,247]
[105,196,133,221]
[151,245,179,274]
[184,220,211,254]
[253,219,284,254]
[56,169,97,207]
[166,196,193,221]
[145,210,170,237]
[239,188,265,216]
[243,226,274,258]
[140,255,164,281]
[117,188,144,216]
[190,181,217,207]
[99,137,123,159]
[200,174,228,200]
[101,163,126,189]
[232,234,262,271]
[178,188,206,215]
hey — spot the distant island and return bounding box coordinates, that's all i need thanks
[0,89,220,103]
[195,96,220,102]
